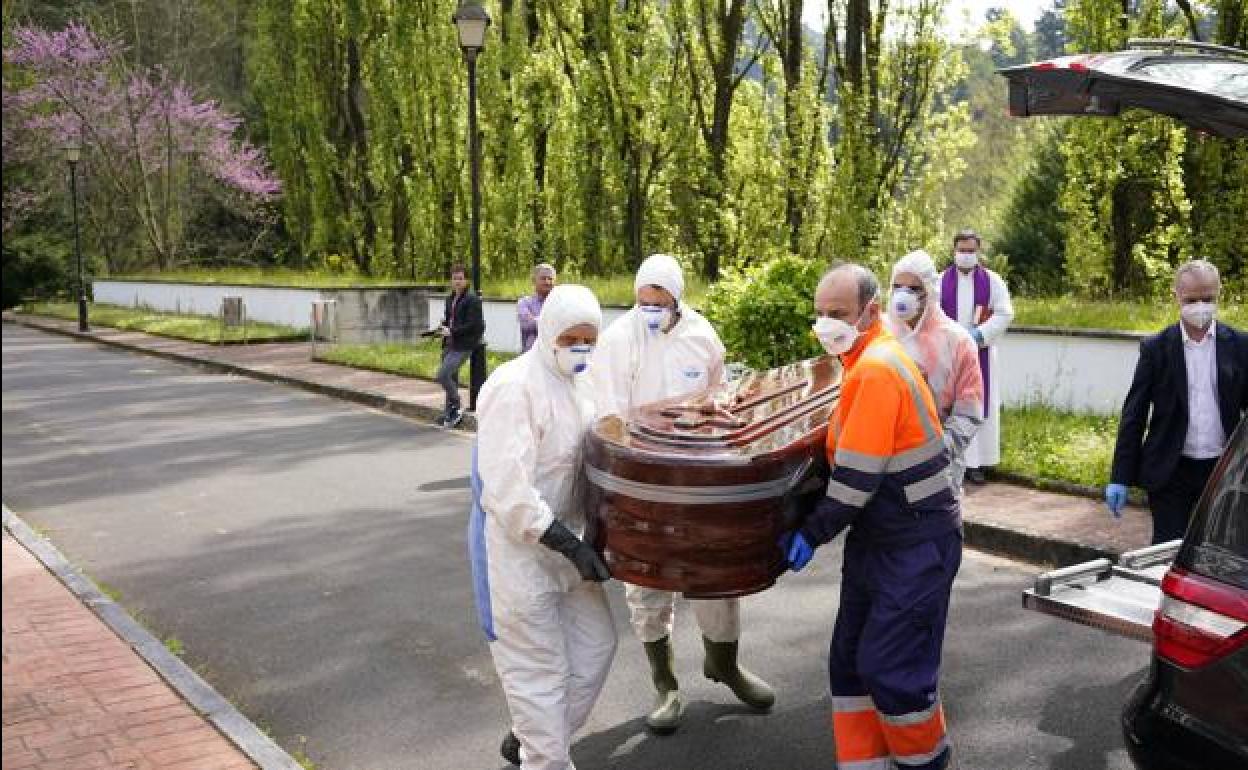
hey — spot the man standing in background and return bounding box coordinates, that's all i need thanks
[939,229,1014,484]
[1106,259,1247,543]
[435,264,485,429]
[517,263,557,353]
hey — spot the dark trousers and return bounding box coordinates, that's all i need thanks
[436,347,471,413]
[828,530,962,769]
[1148,456,1219,544]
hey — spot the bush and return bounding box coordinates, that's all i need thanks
[994,130,1067,295]
[1,232,73,309]
[702,254,823,369]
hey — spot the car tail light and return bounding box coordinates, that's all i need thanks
[1153,567,1248,669]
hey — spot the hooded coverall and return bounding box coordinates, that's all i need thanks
[798,321,962,770]
[885,249,985,491]
[469,285,618,770]
[589,254,736,644]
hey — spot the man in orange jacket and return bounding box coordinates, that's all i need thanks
[784,263,962,770]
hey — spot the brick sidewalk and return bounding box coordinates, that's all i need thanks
[2,533,256,770]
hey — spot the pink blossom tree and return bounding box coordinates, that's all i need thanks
[3,22,281,269]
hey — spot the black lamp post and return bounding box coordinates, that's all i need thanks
[453,0,491,410]
[65,142,89,332]
[452,0,490,295]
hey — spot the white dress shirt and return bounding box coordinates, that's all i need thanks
[1181,321,1225,459]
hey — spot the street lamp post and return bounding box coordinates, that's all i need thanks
[453,0,490,295]
[65,142,88,332]
[453,0,491,410]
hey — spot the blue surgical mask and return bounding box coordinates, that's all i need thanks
[555,344,594,377]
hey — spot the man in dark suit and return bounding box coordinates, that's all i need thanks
[435,264,485,429]
[1107,259,1248,543]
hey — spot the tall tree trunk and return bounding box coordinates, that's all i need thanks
[527,0,548,262]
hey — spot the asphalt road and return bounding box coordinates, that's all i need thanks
[2,323,1148,770]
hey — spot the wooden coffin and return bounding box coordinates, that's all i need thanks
[584,356,840,599]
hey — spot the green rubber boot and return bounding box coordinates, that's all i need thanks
[643,636,683,734]
[702,636,775,711]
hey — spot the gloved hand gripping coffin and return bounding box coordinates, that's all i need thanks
[585,356,839,598]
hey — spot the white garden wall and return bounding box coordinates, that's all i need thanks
[94,281,321,329]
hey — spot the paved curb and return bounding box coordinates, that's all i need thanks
[5,315,477,432]
[994,470,1148,507]
[961,518,1116,567]
[2,504,303,770]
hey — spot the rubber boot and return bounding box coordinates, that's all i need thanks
[500,730,520,766]
[702,636,775,711]
[642,636,683,733]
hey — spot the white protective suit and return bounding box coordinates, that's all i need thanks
[938,263,1014,468]
[588,254,738,644]
[470,284,617,770]
[884,250,985,489]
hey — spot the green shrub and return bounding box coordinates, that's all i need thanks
[1,232,73,309]
[702,254,823,369]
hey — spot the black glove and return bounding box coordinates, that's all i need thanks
[539,520,611,582]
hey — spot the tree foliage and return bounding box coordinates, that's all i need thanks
[3,21,280,276]
[1057,0,1245,297]
[247,0,966,281]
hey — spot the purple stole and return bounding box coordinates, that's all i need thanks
[941,266,992,417]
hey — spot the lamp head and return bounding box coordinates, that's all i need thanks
[64,142,82,165]
[452,1,491,52]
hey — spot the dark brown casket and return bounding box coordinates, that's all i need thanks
[584,356,841,599]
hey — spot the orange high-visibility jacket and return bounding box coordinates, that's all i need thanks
[801,322,961,548]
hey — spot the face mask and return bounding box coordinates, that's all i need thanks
[638,305,672,334]
[890,288,922,322]
[954,251,979,270]
[554,344,593,377]
[813,300,873,356]
[1180,301,1216,329]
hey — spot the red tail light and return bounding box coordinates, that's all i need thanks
[1153,568,1248,669]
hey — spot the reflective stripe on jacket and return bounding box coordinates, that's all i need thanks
[802,322,960,548]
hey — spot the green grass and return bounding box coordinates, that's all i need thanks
[1013,295,1248,332]
[108,267,709,306]
[22,302,306,343]
[96,581,124,602]
[316,340,517,380]
[163,636,185,656]
[110,267,417,288]
[999,404,1119,489]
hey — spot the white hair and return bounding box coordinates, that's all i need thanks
[1174,259,1220,291]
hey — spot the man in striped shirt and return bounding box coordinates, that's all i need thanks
[785,263,962,770]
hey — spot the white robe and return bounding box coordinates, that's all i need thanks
[944,268,1013,468]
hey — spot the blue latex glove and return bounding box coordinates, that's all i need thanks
[970,327,986,347]
[780,531,815,572]
[1105,483,1128,518]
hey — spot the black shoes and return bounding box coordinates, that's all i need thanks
[437,408,463,429]
[500,730,520,765]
